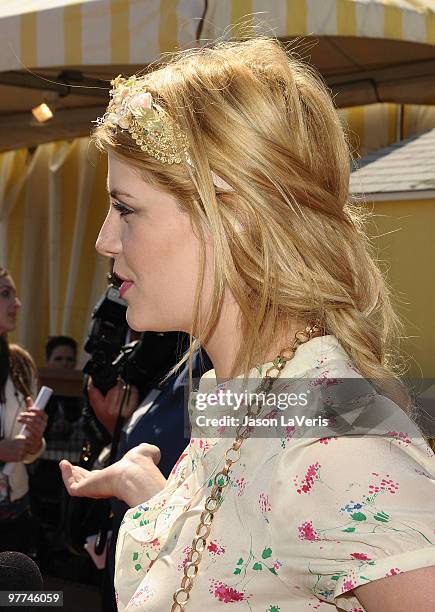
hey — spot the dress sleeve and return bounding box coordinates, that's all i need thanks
[276,431,435,611]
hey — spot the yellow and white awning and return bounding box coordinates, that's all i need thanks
[1,0,435,73]
[0,0,205,71]
[202,0,435,45]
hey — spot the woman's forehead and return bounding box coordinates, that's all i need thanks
[0,275,14,289]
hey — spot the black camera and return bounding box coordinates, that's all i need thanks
[83,284,129,395]
[83,284,190,397]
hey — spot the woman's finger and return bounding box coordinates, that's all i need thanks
[59,460,79,494]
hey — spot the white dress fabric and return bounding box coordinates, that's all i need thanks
[114,335,435,611]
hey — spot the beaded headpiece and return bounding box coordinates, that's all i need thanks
[97,74,234,191]
[96,75,188,165]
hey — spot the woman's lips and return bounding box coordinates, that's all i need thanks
[119,281,134,298]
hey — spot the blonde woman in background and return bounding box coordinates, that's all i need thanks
[61,38,435,611]
[0,267,47,555]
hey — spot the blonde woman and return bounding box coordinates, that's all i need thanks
[60,38,435,611]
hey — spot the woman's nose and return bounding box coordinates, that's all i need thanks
[14,296,21,309]
[95,213,122,258]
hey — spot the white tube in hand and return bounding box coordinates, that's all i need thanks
[2,386,53,476]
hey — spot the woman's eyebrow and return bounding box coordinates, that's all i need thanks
[108,187,137,200]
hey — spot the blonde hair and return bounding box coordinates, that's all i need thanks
[93,37,412,414]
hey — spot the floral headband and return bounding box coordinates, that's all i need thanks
[96,75,234,191]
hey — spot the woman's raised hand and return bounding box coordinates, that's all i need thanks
[16,397,48,455]
[59,459,116,499]
[59,443,166,506]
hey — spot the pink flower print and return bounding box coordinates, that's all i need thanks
[307,602,322,610]
[349,608,364,612]
[177,546,191,571]
[385,431,411,446]
[235,477,247,496]
[209,579,251,603]
[386,567,401,577]
[298,520,321,541]
[149,538,160,549]
[207,540,225,557]
[319,436,337,444]
[285,425,296,439]
[368,473,399,496]
[346,361,362,375]
[293,462,321,494]
[312,374,329,386]
[350,552,371,561]
[170,452,187,477]
[342,579,356,593]
[259,493,271,523]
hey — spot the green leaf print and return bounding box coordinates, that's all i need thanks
[252,562,263,570]
[268,606,281,612]
[351,512,367,521]
[132,552,139,561]
[374,511,390,522]
[134,563,142,571]
[331,575,340,581]
[233,568,242,575]
[132,511,141,520]
[237,558,244,565]
[261,547,272,559]
[268,567,278,575]
[342,527,356,532]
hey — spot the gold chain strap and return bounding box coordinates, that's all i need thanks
[171,323,322,611]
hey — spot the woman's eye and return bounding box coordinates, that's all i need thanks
[112,200,134,218]
[1,290,11,298]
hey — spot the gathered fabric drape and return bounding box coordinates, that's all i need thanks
[0,138,109,367]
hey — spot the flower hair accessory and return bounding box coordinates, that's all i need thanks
[97,74,234,190]
[96,74,188,164]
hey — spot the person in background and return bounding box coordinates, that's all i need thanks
[0,267,47,555]
[30,334,83,561]
[45,336,77,370]
[42,334,83,464]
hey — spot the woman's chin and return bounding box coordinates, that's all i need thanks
[126,310,181,334]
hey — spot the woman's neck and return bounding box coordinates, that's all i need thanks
[201,297,308,381]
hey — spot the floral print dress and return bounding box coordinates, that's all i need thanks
[114,335,435,611]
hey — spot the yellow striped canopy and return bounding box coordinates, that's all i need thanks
[0,0,205,71]
[1,0,435,72]
[202,0,435,45]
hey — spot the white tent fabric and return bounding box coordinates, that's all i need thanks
[1,0,435,74]
[0,0,205,71]
[202,0,435,44]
